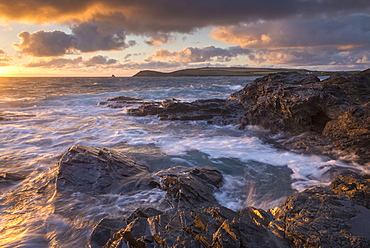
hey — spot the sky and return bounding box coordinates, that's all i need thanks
[0,0,370,77]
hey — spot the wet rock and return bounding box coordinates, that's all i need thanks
[330,173,370,208]
[90,172,370,248]
[271,174,370,248]
[56,144,151,194]
[323,102,370,164]
[90,218,127,248]
[231,70,370,163]
[98,96,144,108]
[127,98,245,125]
[155,166,224,209]
[0,172,26,181]
[103,206,283,248]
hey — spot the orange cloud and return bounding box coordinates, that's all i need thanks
[210,16,370,50]
[0,49,12,66]
[145,46,249,63]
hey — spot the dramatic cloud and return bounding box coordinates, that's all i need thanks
[2,0,370,71]
[1,1,370,34]
[14,30,75,57]
[247,49,370,67]
[145,46,251,63]
[14,22,135,56]
[210,15,370,50]
[0,49,12,66]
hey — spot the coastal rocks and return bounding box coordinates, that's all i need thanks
[124,98,245,124]
[101,206,282,248]
[231,70,370,163]
[88,164,226,247]
[98,96,144,109]
[89,172,370,248]
[56,144,151,194]
[155,166,223,209]
[271,174,370,248]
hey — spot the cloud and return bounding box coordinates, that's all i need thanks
[1,1,369,34]
[13,30,75,57]
[145,45,251,63]
[84,55,119,66]
[145,33,177,47]
[25,55,120,68]
[235,48,370,71]
[71,22,135,52]
[0,49,12,66]
[14,22,135,57]
[25,57,84,67]
[210,15,370,50]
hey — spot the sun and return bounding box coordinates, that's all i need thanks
[0,66,16,77]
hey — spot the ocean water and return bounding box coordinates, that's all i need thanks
[0,76,365,247]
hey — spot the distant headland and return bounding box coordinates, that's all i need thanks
[132,67,359,77]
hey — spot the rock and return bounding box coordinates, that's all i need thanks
[330,173,370,208]
[98,96,144,108]
[56,144,151,194]
[271,174,370,248]
[89,166,227,247]
[103,206,283,248]
[155,166,224,209]
[90,218,127,248]
[0,172,26,181]
[127,98,245,125]
[231,71,370,164]
[323,102,370,164]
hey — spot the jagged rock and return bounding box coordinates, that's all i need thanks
[155,166,223,209]
[271,174,370,248]
[102,206,283,248]
[127,98,245,124]
[330,173,370,208]
[323,102,370,164]
[231,70,370,163]
[56,144,151,194]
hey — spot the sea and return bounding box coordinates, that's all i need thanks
[0,76,366,247]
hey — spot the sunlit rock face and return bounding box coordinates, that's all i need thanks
[271,174,370,248]
[232,70,370,164]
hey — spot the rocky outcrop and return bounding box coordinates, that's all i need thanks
[155,166,223,209]
[109,98,245,125]
[56,144,151,194]
[54,145,370,248]
[231,70,370,164]
[90,171,370,248]
[101,206,282,248]
[98,96,144,109]
[271,174,370,248]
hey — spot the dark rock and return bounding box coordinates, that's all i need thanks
[271,174,370,248]
[90,218,127,248]
[231,71,370,164]
[104,206,283,248]
[127,98,245,125]
[155,166,223,209]
[56,144,151,194]
[323,102,370,164]
[330,173,370,208]
[98,96,144,108]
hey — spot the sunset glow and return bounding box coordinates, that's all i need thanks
[0,1,369,76]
